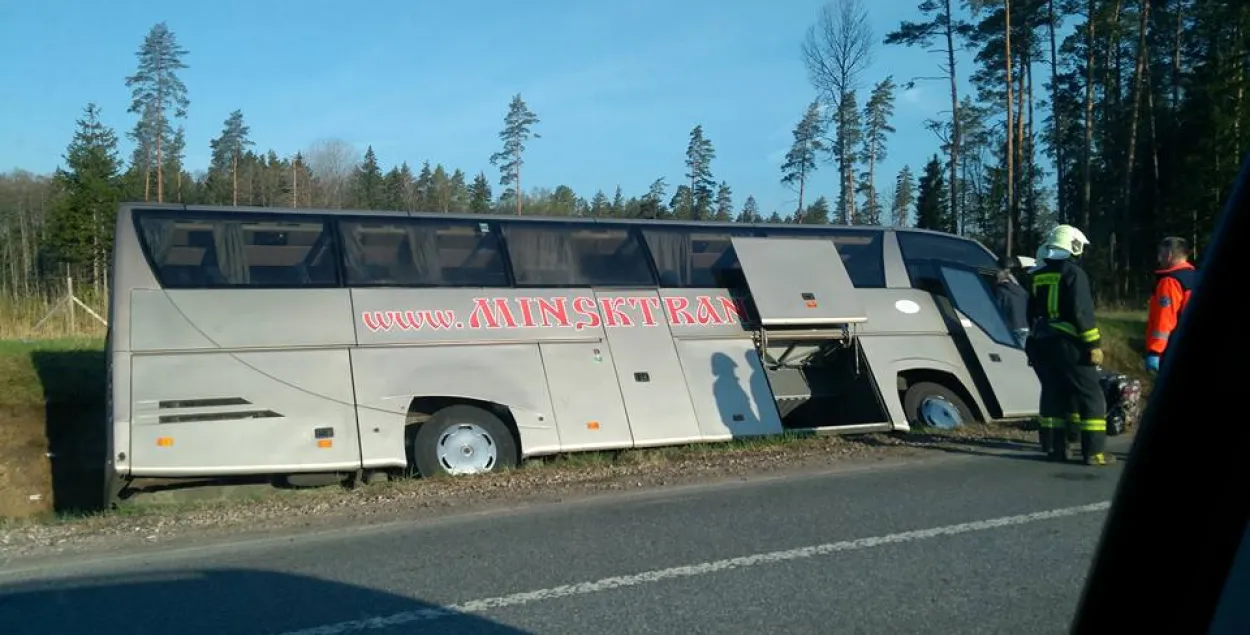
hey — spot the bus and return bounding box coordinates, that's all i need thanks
[104,203,1039,495]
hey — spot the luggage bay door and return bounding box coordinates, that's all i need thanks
[730,236,868,332]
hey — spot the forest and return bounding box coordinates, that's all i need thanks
[1,0,1246,336]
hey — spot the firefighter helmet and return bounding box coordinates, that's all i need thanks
[1042,224,1091,257]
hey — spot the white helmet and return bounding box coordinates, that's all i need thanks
[1042,224,1091,258]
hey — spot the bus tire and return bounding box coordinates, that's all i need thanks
[412,405,518,478]
[903,381,973,431]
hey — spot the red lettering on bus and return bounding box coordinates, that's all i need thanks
[537,297,571,327]
[718,296,746,324]
[694,296,723,325]
[571,296,601,330]
[361,311,393,332]
[663,296,695,325]
[599,297,634,327]
[468,298,518,329]
[627,296,661,326]
[515,297,539,328]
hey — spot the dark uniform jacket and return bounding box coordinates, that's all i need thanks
[1026,258,1102,350]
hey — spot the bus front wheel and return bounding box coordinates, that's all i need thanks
[903,381,973,431]
[411,405,519,478]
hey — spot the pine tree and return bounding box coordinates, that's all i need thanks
[738,195,761,223]
[641,177,668,219]
[47,103,123,284]
[858,77,897,226]
[590,190,610,216]
[714,181,734,221]
[891,165,915,227]
[489,94,540,215]
[351,146,384,210]
[124,22,190,203]
[468,171,493,213]
[915,156,950,231]
[781,100,826,213]
[684,125,716,220]
[801,196,831,224]
[207,110,253,206]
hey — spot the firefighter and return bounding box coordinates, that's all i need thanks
[1145,236,1197,374]
[1025,224,1112,466]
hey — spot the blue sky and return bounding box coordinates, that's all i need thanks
[1,0,991,215]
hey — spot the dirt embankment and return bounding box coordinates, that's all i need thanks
[0,340,106,520]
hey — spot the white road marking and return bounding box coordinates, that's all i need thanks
[278,501,1111,635]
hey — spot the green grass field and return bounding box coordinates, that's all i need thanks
[0,311,1150,520]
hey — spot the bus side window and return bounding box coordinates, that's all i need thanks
[499,222,656,287]
[338,218,510,288]
[135,213,338,288]
[641,226,754,289]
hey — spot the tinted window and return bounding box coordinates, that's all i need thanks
[136,213,338,288]
[939,266,1017,347]
[642,226,755,288]
[756,227,886,288]
[339,218,509,287]
[501,223,655,287]
[896,231,998,271]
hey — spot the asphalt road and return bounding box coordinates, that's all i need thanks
[0,442,1128,635]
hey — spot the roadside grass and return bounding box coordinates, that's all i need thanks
[0,309,1148,524]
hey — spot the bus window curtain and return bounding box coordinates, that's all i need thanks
[643,230,693,287]
[212,222,250,285]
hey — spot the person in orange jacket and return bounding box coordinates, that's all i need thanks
[1145,237,1197,373]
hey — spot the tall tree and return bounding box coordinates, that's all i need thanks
[207,110,253,206]
[801,196,832,224]
[684,125,717,220]
[351,146,384,210]
[915,155,952,232]
[468,171,493,213]
[859,76,898,225]
[834,91,864,223]
[124,22,190,204]
[739,195,762,223]
[885,0,967,229]
[781,100,826,213]
[47,103,123,285]
[641,177,668,219]
[891,165,916,227]
[714,181,734,221]
[802,0,874,224]
[489,94,540,215]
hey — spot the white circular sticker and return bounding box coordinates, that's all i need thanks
[894,299,921,314]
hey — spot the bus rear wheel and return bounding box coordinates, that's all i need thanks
[411,405,518,478]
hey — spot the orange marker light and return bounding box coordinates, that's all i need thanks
[156,437,174,447]
[805,300,818,308]
[587,421,600,430]
[317,439,333,448]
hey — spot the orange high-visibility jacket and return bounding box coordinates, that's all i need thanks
[1145,261,1197,355]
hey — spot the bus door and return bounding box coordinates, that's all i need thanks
[728,236,870,424]
[933,263,1038,418]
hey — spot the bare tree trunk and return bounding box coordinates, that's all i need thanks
[867,148,876,223]
[1048,0,1065,222]
[1004,0,1016,256]
[1016,51,1027,241]
[1026,56,1038,241]
[292,162,299,208]
[232,154,239,206]
[1120,0,1150,297]
[944,0,961,230]
[515,165,522,216]
[143,150,152,202]
[1082,0,1097,231]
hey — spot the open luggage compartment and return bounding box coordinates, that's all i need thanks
[731,237,891,430]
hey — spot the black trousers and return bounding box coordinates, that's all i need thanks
[1029,335,1108,460]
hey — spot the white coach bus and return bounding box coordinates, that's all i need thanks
[103,203,1038,494]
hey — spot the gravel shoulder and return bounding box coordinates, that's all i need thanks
[0,423,1092,567]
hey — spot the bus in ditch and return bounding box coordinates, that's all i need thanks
[104,202,1039,495]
